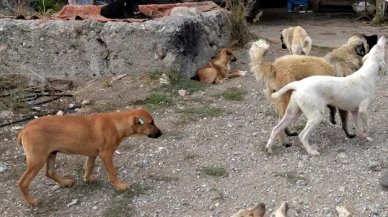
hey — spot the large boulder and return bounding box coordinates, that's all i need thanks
[0,9,230,78]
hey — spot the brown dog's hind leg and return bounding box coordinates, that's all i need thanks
[328,105,337,125]
[84,156,97,182]
[45,153,75,187]
[18,155,46,206]
[100,151,130,190]
[339,109,356,138]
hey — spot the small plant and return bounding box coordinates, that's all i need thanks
[202,166,229,177]
[274,171,307,185]
[264,110,278,117]
[292,124,305,131]
[103,203,136,217]
[35,0,65,15]
[221,87,247,101]
[148,175,179,182]
[184,154,199,161]
[116,183,152,199]
[0,74,30,114]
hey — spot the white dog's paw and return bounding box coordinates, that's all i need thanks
[265,146,273,155]
[336,206,352,217]
[307,149,320,156]
[239,70,247,76]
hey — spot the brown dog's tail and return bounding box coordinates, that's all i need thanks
[249,39,276,84]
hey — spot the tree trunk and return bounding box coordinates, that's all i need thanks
[372,0,385,25]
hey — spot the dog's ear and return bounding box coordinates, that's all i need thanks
[355,44,366,56]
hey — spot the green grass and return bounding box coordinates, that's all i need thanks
[202,166,229,177]
[184,154,199,161]
[274,171,307,185]
[175,107,225,125]
[148,175,179,182]
[220,87,247,101]
[264,110,278,117]
[103,203,136,217]
[292,124,305,131]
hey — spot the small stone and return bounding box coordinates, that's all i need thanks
[81,100,91,105]
[178,90,186,96]
[67,199,78,207]
[379,171,388,187]
[56,110,64,116]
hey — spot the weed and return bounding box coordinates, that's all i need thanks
[116,183,152,199]
[220,87,247,101]
[176,107,225,125]
[264,110,278,117]
[274,171,307,185]
[71,180,105,196]
[184,154,199,161]
[35,0,64,15]
[103,203,136,217]
[0,74,30,114]
[292,124,305,131]
[148,175,179,182]
[202,166,229,177]
[227,0,259,48]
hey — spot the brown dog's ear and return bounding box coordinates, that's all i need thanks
[355,44,366,56]
[226,49,233,55]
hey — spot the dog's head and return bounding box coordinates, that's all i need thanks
[347,35,369,57]
[362,36,386,75]
[131,109,162,138]
[217,48,237,63]
[280,32,287,49]
[231,203,266,217]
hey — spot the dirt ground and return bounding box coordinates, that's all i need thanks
[1,9,388,217]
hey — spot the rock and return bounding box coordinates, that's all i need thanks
[159,73,171,85]
[67,199,78,207]
[178,90,186,96]
[56,110,64,116]
[379,171,388,187]
[170,6,201,17]
[81,100,91,105]
[111,74,127,82]
[0,8,229,79]
[0,162,9,173]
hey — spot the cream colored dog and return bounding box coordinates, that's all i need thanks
[17,108,162,206]
[266,36,386,155]
[231,203,266,217]
[275,201,288,217]
[280,26,312,55]
[250,35,375,147]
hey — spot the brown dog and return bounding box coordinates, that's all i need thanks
[194,48,247,84]
[17,108,162,206]
[231,203,266,217]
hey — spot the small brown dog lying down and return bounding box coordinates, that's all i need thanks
[194,48,247,84]
[17,108,162,206]
[231,203,266,217]
[249,34,376,147]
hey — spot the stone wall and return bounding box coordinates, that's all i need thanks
[0,9,230,78]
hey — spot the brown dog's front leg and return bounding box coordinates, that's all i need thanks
[339,109,356,138]
[100,152,130,190]
[84,156,97,182]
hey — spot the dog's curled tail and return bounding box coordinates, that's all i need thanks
[302,36,312,55]
[271,81,299,99]
[249,39,275,82]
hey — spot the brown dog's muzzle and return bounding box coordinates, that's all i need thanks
[231,56,237,62]
[148,128,162,138]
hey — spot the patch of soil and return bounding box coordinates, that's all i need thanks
[1,10,388,217]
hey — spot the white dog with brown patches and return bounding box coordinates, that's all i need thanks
[265,36,386,155]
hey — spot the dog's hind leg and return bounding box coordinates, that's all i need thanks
[18,154,47,206]
[299,110,323,156]
[359,100,373,141]
[339,109,356,138]
[45,153,75,187]
[266,99,302,154]
[84,156,97,182]
[328,105,337,125]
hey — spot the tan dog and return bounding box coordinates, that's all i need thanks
[231,203,266,217]
[280,26,312,55]
[275,201,288,217]
[17,108,162,206]
[250,35,374,147]
[194,48,247,84]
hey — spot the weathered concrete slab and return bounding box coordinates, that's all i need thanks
[0,9,230,78]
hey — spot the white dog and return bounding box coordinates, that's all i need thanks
[280,26,312,55]
[265,36,386,155]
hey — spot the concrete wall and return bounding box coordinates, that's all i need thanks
[0,9,230,78]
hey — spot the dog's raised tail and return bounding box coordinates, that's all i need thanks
[271,81,299,99]
[249,39,275,81]
[302,36,312,55]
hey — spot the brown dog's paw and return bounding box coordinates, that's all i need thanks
[115,183,131,190]
[84,176,96,183]
[61,179,75,187]
[26,198,40,206]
